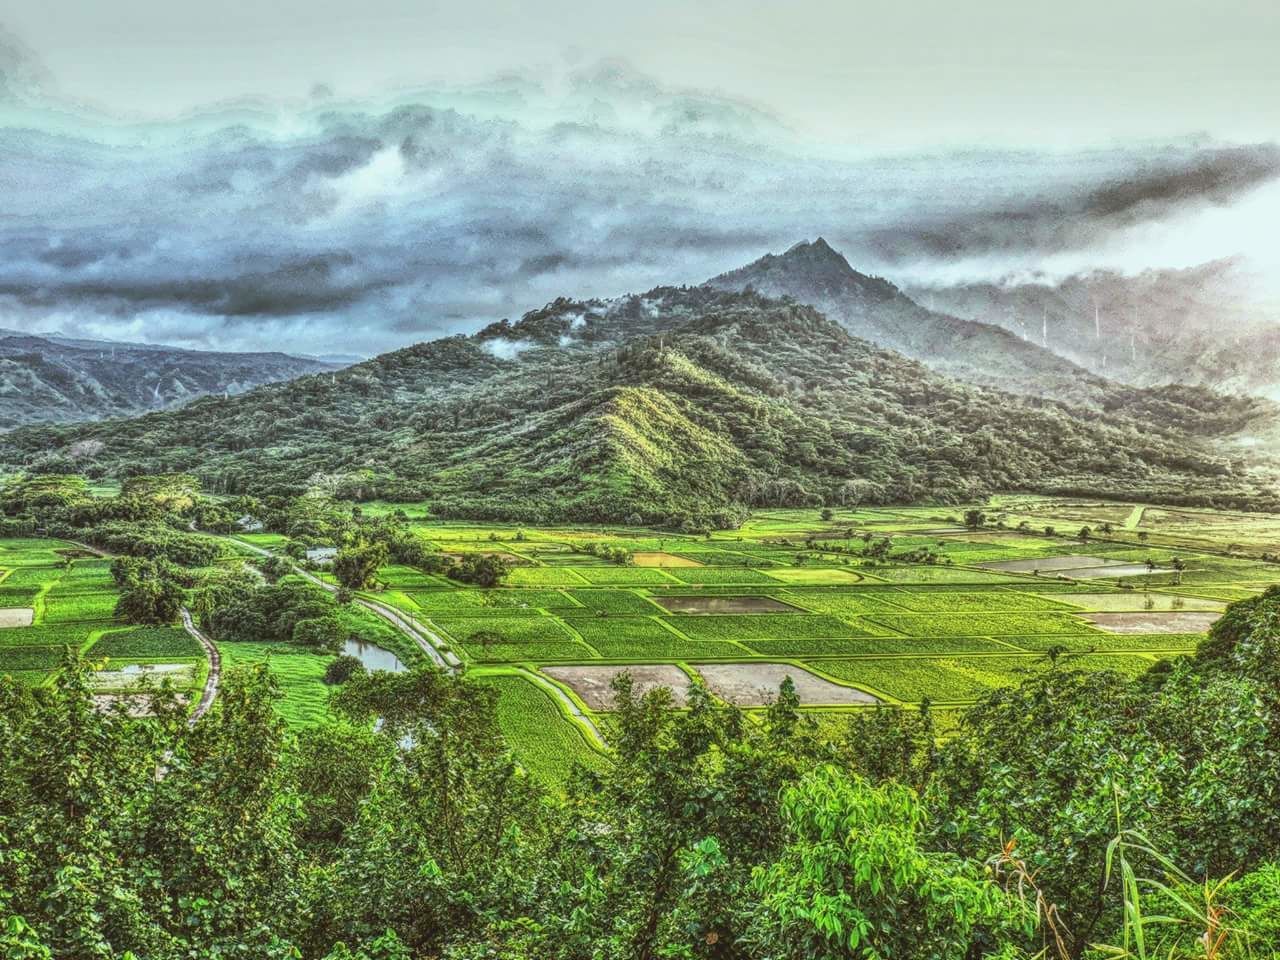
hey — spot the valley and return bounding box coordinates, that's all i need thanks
[7,493,1277,789]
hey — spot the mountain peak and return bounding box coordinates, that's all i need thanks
[708,237,899,305]
[776,236,855,274]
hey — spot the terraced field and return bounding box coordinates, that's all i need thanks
[306,501,1280,774]
[0,539,206,704]
[10,500,1267,782]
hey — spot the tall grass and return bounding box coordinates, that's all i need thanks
[990,792,1255,960]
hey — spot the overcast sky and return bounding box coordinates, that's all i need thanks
[2,2,1278,355]
[4,0,1279,145]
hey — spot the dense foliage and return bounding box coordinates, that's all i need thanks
[3,588,1280,958]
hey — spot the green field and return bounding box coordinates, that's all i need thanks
[0,540,205,700]
[338,501,1280,725]
[5,497,1279,776]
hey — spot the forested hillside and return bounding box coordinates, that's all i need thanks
[3,288,1276,525]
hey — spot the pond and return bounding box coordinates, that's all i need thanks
[343,638,406,673]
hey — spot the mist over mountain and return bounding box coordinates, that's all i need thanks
[911,262,1280,398]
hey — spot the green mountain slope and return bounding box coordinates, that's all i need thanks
[3,287,1275,523]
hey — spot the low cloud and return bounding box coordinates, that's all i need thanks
[2,46,1278,355]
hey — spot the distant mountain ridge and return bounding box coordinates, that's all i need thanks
[905,264,1280,399]
[0,331,342,429]
[708,239,1111,405]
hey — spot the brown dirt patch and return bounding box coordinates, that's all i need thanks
[652,595,799,614]
[693,662,878,707]
[542,664,692,710]
[633,552,703,567]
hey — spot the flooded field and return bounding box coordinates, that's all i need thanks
[343,637,406,673]
[652,595,798,614]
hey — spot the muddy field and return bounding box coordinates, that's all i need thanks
[542,664,692,710]
[0,607,34,627]
[1083,611,1221,634]
[652,595,798,614]
[1060,593,1224,612]
[692,662,878,707]
[978,555,1112,573]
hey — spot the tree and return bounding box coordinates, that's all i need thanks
[257,555,293,583]
[820,507,833,522]
[293,616,346,651]
[1078,525,1092,543]
[115,576,184,624]
[964,509,986,530]
[445,553,511,588]
[748,766,1028,958]
[333,542,388,591]
[323,655,367,686]
[468,630,502,656]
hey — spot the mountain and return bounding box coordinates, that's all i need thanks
[708,239,1111,404]
[907,262,1280,398]
[4,286,1275,523]
[0,331,343,430]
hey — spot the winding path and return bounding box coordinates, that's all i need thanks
[60,539,222,727]
[180,607,221,726]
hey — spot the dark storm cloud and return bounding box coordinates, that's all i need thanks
[2,55,1277,354]
[0,251,394,317]
[861,144,1280,263]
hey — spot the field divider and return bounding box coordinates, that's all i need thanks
[507,666,608,750]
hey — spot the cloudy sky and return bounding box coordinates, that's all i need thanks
[2,1,1278,355]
